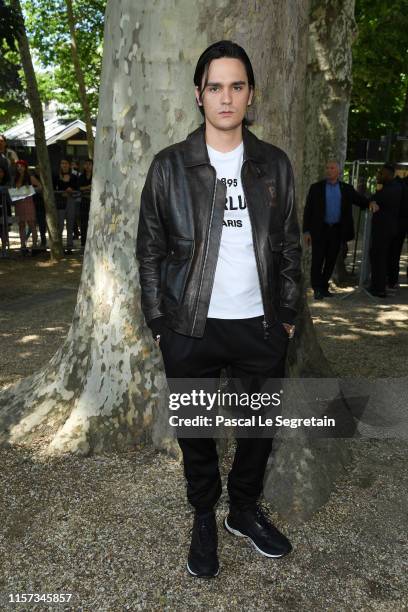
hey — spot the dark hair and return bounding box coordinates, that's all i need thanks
[193,40,255,126]
[59,158,72,179]
[0,133,7,143]
[383,163,395,175]
[84,158,93,163]
[13,163,30,187]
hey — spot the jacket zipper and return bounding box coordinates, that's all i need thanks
[241,160,270,340]
[190,166,218,335]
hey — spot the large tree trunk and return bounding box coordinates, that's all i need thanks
[303,0,357,284]
[303,0,357,186]
[11,0,63,260]
[0,0,356,521]
[65,0,95,159]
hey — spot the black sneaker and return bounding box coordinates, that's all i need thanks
[322,289,335,297]
[187,511,219,578]
[367,288,387,298]
[224,505,292,558]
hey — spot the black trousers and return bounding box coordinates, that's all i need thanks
[370,222,397,293]
[387,222,407,287]
[159,315,289,513]
[311,224,342,291]
[80,200,90,247]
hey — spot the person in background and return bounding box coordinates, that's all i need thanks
[368,164,404,297]
[405,175,408,281]
[53,158,78,255]
[0,165,12,255]
[70,159,80,176]
[71,159,81,240]
[0,134,18,183]
[78,158,93,249]
[13,159,41,255]
[386,173,408,292]
[303,160,374,299]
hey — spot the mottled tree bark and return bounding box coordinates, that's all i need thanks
[303,0,357,186]
[0,0,357,521]
[11,0,63,260]
[303,0,357,284]
[65,0,95,159]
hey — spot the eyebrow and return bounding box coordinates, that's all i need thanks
[206,80,247,87]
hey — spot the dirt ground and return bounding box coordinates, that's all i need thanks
[0,248,407,611]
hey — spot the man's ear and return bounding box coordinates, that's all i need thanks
[195,86,203,106]
[248,87,254,106]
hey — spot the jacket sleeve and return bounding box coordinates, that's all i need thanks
[279,155,302,325]
[302,184,313,233]
[370,188,385,207]
[136,157,168,325]
[350,184,369,209]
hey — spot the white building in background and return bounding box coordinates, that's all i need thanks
[4,102,96,173]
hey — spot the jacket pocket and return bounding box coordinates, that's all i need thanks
[268,235,283,308]
[164,235,194,305]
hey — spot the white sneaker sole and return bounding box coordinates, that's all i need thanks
[224,517,287,558]
[186,561,219,578]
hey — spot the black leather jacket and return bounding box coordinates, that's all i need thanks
[136,124,302,338]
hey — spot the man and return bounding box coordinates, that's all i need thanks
[136,41,301,578]
[78,158,93,249]
[303,161,372,299]
[369,164,404,297]
[0,134,18,183]
[70,159,81,240]
[386,173,408,291]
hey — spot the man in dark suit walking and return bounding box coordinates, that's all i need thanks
[369,164,404,297]
[303,160,373,299]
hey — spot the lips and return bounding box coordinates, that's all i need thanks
[219,111,233,116]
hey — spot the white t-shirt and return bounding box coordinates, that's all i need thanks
[207,141,264,318]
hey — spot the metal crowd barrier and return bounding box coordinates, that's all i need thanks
[0,188,90,256]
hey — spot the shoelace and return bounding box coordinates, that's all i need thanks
[255,506,272,530]
[192,517,217,549]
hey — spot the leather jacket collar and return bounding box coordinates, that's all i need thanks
[183,122,266,168]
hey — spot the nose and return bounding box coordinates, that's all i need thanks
[220,87,232,105]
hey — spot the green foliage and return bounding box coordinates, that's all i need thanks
[349,0,408,157]
[0,1,61,129]
[0,1,26,128]
[21,0,106,119]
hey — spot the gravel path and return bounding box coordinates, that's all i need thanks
[0,252,407,611]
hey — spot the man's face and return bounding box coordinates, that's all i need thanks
[0,138,6,152]
[60,160,70,173]
[325,162,340,182]
[84,160,93,173]
[195,57,253,132]
[378,167,393,184]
